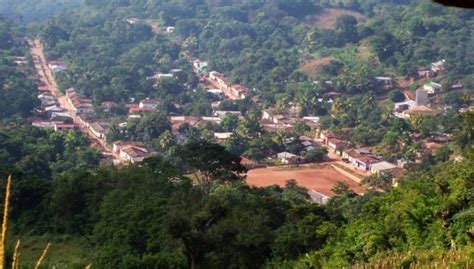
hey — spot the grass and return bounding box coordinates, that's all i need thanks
[9,235,93,269]
[352,248,474,268]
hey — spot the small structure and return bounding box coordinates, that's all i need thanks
[370,161,398,174]
[374,76,394,89]
[214,110,242,119]
[206,89,224,99]
[431,60,446,73]
[89,122,109,140]
[342,148,379,171]
[415,89,428,106]
[139,98,160,111]
[214,132,233,140]
[277,152,303,165]
[423,82,442,95]
[53,123,77,132]
[48,61,68,73]
[113,141,150,164]
[193,59,209,73]
[417,67,435,79]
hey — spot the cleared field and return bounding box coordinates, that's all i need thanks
[247,165,365,197]
[300,56,334,78]
[313,8,366,29]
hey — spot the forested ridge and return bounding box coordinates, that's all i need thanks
[0,0,473,268]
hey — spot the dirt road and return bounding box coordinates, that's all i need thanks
[29,39,114,158]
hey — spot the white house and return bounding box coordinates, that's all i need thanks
[139,98,160,110]
[214,132,233,140]
[370,161,398,174]
[423,82,442,94]
[277,152,302,164]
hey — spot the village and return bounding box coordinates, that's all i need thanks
[21,27,471,204]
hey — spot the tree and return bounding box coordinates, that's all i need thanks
[176,141,247,191]
[303,147,328,162]
[389,90,405,102]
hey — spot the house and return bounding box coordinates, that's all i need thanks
[50,112,72,122]
[230,84,249,99]
[214,111,242,119]
[277,152,303,165]
[403,105,437,118]
[112,141,146,153]
[417,67,435,78]
[201,116,222,124]
[431,60,446,73]
[66,88,95,114]
[147,73,174,80]
[415,89,428,106]
[214,132,233,140]
[73,102,95,114]
[165,26,175,33]
[342,148,379,170]
[32,120,56,129]
[126,18,142,25]
[327,138,348,155]
[374,76,394,89]
[423,82,442,95]
[193,60,209,73]
[53,123,77,132]
[139,98,160,110]
[370,161,398,174]
[113,140,151,164]
[393,100,417,118]
[48,61,67,73]
[89,122,109,140]
[37,85,50,92]
[101,101,117,111]
[209,71,230,88]
[44,105,64,116]
[207,89,224,99]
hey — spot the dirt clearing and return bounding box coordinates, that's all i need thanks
[247,165,365,197]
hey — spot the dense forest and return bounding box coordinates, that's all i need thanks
[0,0,473,268]
[0,0,84,23]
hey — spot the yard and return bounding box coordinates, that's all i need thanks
[246,164,365,197]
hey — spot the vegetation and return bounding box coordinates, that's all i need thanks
[0,0,473,268]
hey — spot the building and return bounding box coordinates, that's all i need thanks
[415,89,428,106]
[214,111,242,119]
[423,82,442,95]
[139,98,160,111]
[403,105,437,118]
[342,148,380,171]
[417,67,435,79]
[431,59,446,73]
[65,88,95,114]
[214,132,233,140]
[370,161,398,174]
[89,122,109,140]
[113,141,151,164]
[277,152,303,165]
[206,89,224,99]
[209,71,231,89]
[53,123,77,132]
[193,59,209,73]
[230,84,249,99]
[374,76,394,89]
[48,61,68,73]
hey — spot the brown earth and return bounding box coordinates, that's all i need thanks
[313,8,366,29]
[300,56,334,78]
[246,164,365,197]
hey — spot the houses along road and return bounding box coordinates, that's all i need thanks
[28,39,117,162]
